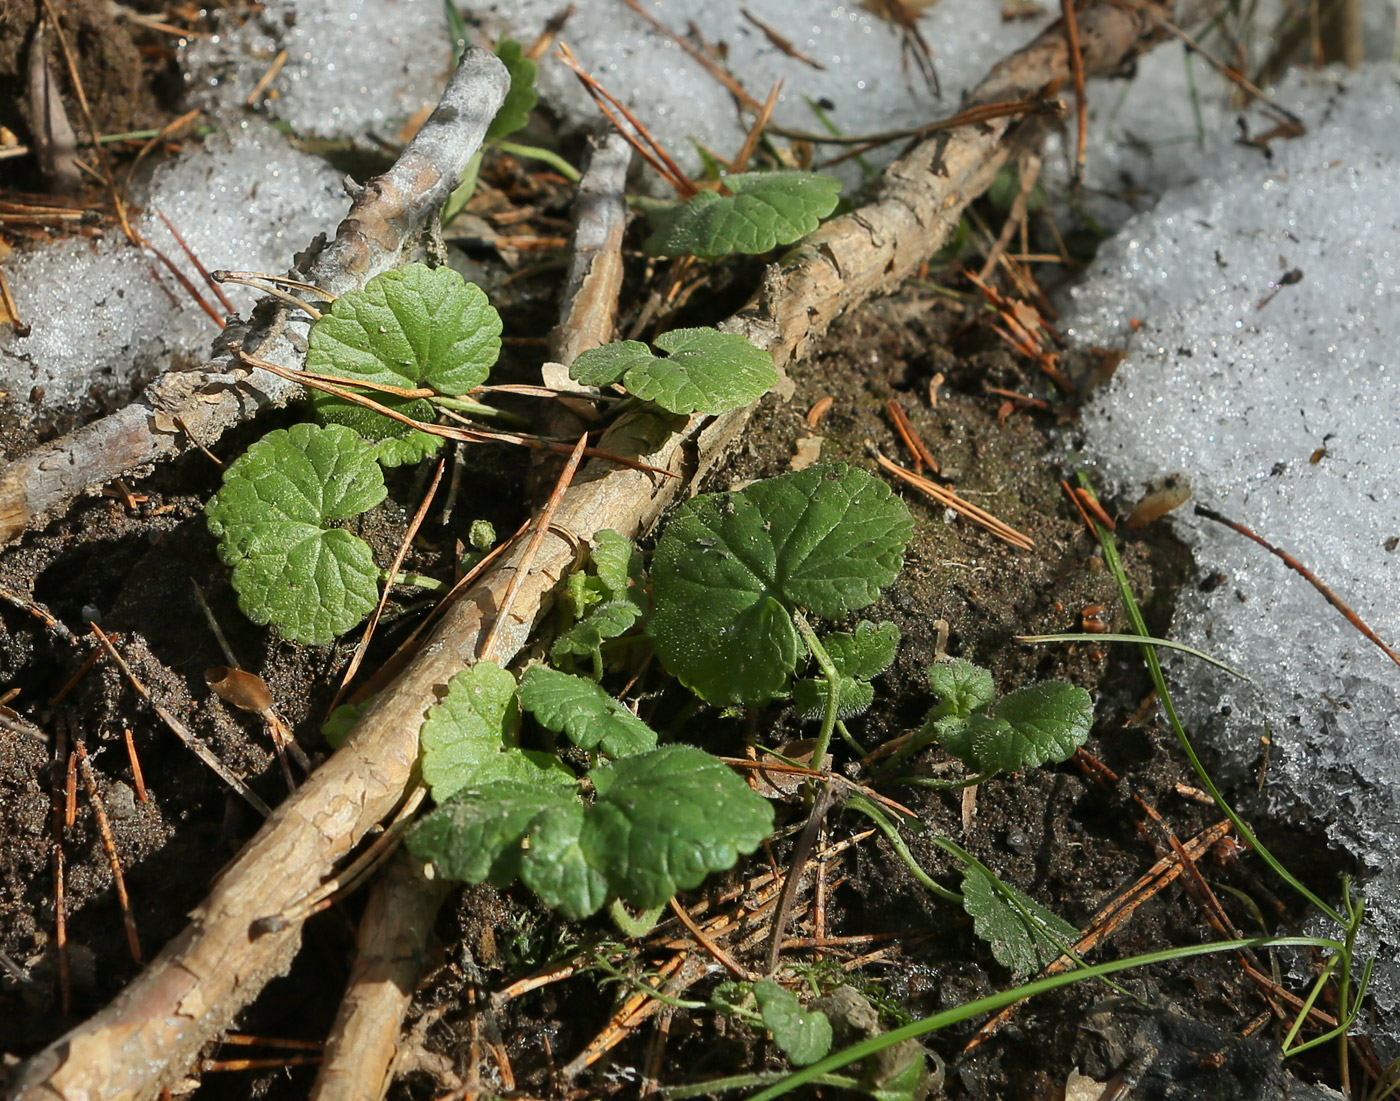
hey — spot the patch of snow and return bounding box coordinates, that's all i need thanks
[1065,63,1400,1049]
[0,122,344,414]
[183,0,452,141]
[470,0,1051,186]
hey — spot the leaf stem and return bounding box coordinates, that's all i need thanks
[380,570,447,593]
[793,612,840,772]
[846,793,962,905]
[494,140,582,181]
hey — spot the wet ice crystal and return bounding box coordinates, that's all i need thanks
[0,122,344,415]
[1066,63,1400,1048]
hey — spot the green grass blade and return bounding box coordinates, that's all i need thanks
[1016,632,1253,683]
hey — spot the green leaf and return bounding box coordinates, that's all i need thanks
[519,801,610,919]
[965,682,1093,773]
[570,328,776,415]
[791,621,898,720]
[590,529,643,601]
[644,171,842,258]
[306,263,501,465]
[791,675,875,721]
[754,980,833,1067]
[407,780,579,887]
[419,662,575,802]
[321,700,367,750]
[205,423,386,645]
[824,621,900,680]
[518,666,657,757]
[648,465,913,705]
[551,601,643,663]
[582,746,774,908]
[486,39,538,141]
[961,862,1077,976]
[924,713,974,766]
[926,659,995,720]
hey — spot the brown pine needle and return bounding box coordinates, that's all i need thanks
[964,818,1235,1052]
[1061,0,1088,182]
[616,0,764,113]
[329,458,446,715]
[39,0,133,242]
[245,48,288,107]
[212,269,339,302]
[876,453,1034,550]
[885,398,938,474]
[90,625,272,817]
[233,345,674,475]
[155,208,236,313]
[1074,485,1115,530]
[731,79,782,174]
[668,897,759,981]
[479,433,588,662]
[137,231,225,326]
[741,9,826,70]
[1195,506,1400,671]
[555,43,696,197]
[0,268,28,336]
[123,109,202,197]
[75,741,141,962]
[1061,478,1098,537]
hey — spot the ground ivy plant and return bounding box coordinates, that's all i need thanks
[406,659,773,922]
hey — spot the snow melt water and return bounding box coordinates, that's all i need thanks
[1065,63,1400,1048]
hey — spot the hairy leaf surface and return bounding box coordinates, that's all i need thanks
[571,327,776,415]
[649,465,912,705]
[205,423,386,645]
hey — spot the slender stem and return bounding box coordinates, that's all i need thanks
[890,770,996,791]
[379,570,447,593]
[846,793,962,905]
[1075,472,1346,928]
[662,1071,861,1098]
[793,611,840,771]
[494,140,582,182]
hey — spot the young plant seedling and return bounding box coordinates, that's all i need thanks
[569,327,777,416]
[790,619,901,721]
[306,262,503,465]
[644,170,843,258]
[408,664,773,923]
[550,529,647,677]
[205,423,388,646]
[915,658,1093,779]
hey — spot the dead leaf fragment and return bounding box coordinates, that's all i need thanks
[789,435,823,471]
[1125,474,1191,527]
[206,666,274,714]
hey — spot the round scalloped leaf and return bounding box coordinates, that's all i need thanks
[306,263,500,458]
[580,745,774,909]
[926,659,996,720]
[644,171,843,259]
[485,39,539,141]
[407,780,579,888]
[967,682,1093,773]
[570,328,776,415]
[648,464,913,706]
[309,390,443,469]
[518,666,656,757]
[419,662,575,802]
[519,802,611,920]
[205,423,387,645]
